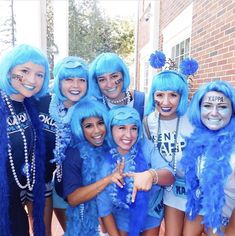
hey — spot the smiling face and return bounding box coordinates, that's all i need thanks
[112,124,138,155]
[10,62,45,101]
[154,90,181,120]
[61,77,87,107]
[97,72,123,100]
[82,117,106,146]
[200,91,232,130]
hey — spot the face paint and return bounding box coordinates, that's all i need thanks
[114,77,123,85]
[10,62,45,101]
[201,91,232,130]
[208,96,224,103]
[11,73,23,82]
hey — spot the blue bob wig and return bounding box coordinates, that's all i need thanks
[145,70,189,116]
[0,44,50,99]
[70,98,109,142]
[107,106,142,148]
[89,53,130,99]
[189,80,235,128]
[52,56,89,101]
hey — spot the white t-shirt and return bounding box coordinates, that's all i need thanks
[146,111,194,211]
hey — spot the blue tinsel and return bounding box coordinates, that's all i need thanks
[179,58,199,76]
[25,98,46,236]
[0,93,11,236]
[149,51,166,69]
[181,118,235,236]
[109,143,149,235]
[0,95,45,235]
[65,141,108,236]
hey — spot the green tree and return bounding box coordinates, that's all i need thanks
[0,0,16,54]
[68,0,134,63]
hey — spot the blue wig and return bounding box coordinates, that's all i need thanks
[0,44,50,99]
[107,106,142,148]
[89,53,130,99]
[70,98,109,142]
[145,70,189,116]
[189,80,235,128]
[52,56,89,101]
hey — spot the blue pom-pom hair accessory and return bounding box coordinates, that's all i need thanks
[149,50,199,85]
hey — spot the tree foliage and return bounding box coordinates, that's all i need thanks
[0,0,16,55]
[68,0,134,63]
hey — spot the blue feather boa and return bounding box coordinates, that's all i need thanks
[0,94,45,235]
[109,143,149,236]
[26,98,46,236]
[181,118,235,235]
[65,141,108,236]
[0,93,10,236]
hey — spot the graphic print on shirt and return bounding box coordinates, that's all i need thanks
[152,130,186,164]
[7,111,30,133]
[38,112,56,133]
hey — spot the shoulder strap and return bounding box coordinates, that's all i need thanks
[133,90,145,121]
[143,116,151,140]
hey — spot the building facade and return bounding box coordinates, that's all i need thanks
[135,0,235,95]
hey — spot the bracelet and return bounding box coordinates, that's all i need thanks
[148,169,159,184]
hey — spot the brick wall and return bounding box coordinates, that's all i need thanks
[136,0,235,94]
[190,0,235,93]
[160,0,193,30]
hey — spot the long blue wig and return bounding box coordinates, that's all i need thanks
[145,70,188,116]
[52,56,89,101]
[70,98,109,142]
[89,53,130,99]
[107,106,142,148]
[0,44,50,99]
[188,80,235,129]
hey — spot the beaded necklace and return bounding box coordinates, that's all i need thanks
[156,113,180,173]
[103,90,132,106]
[2,91,36,191]
[49,94,72,182]
[156,113,180,191]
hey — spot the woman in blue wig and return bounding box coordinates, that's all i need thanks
[143,52,197,236]
[181,80,235,236]
[58,98,125,235]
[49,55,90,232]
[89,52,145,120]
[0,44,50,235]
[97,106,175,236]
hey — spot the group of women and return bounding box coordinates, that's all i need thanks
[0,44,234,236]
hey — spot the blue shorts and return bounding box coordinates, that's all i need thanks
[53,187,68,209]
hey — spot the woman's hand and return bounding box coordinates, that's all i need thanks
[125,170,153,202]
[109,158,125,188]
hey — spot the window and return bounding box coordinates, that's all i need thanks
[171,38,190,66]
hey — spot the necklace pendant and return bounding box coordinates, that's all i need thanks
[21,163,31,177]
[195,187,201,199]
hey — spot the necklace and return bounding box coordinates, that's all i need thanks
[156,114,180,172]
[103,90,132,105]
[2,92,36,191]
[156,113,180,191]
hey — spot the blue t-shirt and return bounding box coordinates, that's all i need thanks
[97,138,173,232]
[59,147,83,199]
